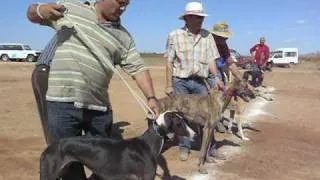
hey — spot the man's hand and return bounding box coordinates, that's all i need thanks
[245,81,254,91]
[147,98,160,118]
[165,86,175,96]
[38,4,66,21]
[215,77,225,90]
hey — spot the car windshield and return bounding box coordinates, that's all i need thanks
[272,51,283,58]
[272,51,282,56]
[23,45,32,50]
[0,45,23,50]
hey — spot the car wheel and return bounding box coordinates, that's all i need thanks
[244,63,253,70]
[26,54,35,62]
[1,54,9,61]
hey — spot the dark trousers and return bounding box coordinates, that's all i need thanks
[31,64,50,143]
[251,64,264,87]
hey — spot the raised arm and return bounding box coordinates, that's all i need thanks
[26,3,66,26]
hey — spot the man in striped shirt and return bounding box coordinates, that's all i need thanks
[165,2,225,162]
[27,0,160,179]
[30,0,91,146]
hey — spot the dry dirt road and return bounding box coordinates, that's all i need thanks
[0,62,319,180]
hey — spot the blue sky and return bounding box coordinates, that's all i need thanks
[1,0,319,55]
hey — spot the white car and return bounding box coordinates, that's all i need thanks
[268,48,299,67]
[0,43,41,62]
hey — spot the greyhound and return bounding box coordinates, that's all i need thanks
[225,71,273,141]
[157,78,255,174]
[39,111,195,180]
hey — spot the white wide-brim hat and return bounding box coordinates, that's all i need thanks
[179,2,208,20]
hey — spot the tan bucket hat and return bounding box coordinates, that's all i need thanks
[210,22,233,38]
[179,2,208,20]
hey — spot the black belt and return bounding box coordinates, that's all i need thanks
[174,76,205,81]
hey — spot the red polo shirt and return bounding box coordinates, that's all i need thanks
[250,44,270,66]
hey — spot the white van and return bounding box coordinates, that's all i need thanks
[0,43,41,62]
[268,48,299,66]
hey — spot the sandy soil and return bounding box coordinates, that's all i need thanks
[0,61,319,180]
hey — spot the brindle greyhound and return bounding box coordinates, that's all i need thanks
[157,78,255,174]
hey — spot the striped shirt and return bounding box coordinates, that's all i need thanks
[36,35,58,66]
[165,27,220,78]
[46,0,147,111]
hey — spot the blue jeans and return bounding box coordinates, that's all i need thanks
[173,77,208,150]
[47,101,113,180]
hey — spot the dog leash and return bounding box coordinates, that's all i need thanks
[55,2,156,118]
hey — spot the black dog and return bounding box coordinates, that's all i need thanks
[40,111,194,180]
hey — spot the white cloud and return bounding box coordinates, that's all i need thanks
[296,19,307,24]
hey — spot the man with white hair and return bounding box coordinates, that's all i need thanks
[165,2,225,161]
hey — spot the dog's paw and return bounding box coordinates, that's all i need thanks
[241,136,250,141]
[205,156,216,164]
[199,167,208,174]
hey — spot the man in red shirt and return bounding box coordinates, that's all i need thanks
[250,37,270,87]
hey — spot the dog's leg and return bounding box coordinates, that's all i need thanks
[237,115,249,141]
[40,153,50,180]
[40,144,65,180]
[198,126,210,174]
[228,110,235,134]
[40,149,79,180]
[199,125,216,174]
[236,101,250,141]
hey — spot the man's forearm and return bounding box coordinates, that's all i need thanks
[226,56,242,81]
[229,63,242,81]
[133,70,156,98]
[166,62,173,88]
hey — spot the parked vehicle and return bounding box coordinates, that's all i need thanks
[0,43,41,62]
[268,48,299,67]
[230,49,254,69]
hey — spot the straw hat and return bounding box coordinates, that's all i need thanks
[179,2,208,20]
[210,22,233,38]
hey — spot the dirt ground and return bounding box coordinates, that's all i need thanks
[0,60,319,180]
